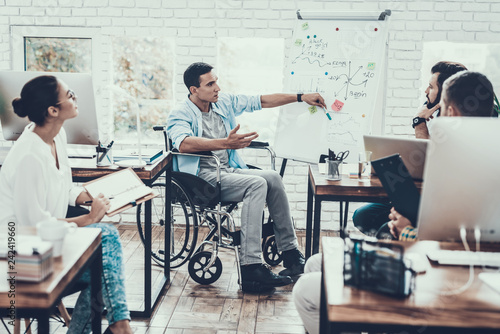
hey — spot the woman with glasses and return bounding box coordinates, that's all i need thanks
[0,75,132,334]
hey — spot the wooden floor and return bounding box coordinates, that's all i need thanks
[9,222,338,334]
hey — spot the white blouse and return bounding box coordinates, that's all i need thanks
[0,123,83,226]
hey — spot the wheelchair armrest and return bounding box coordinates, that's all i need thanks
[171,150,223,183]
[243,141,276,171]
[248,141,269,148]
[153,125,166,132]
[171,148,214,157]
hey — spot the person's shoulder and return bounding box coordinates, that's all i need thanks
[170,96,198,116]
[2,137,45,172]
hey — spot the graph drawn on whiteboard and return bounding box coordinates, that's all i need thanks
[327,112,365,147]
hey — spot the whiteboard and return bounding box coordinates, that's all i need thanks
[274,12,390,163]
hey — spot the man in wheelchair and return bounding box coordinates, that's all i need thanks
[167,62,326,291]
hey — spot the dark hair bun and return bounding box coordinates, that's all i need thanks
[12,97,28,118]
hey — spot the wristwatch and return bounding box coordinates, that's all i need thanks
[297,93,303,102]
[412,117,426,129]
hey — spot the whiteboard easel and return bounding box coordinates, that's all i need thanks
[274,10,391,163]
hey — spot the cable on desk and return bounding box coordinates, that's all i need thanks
[475,226,500,274]
[439,227,474,296]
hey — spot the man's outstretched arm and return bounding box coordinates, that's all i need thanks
[261,93,326,109]
[179,124,259,153]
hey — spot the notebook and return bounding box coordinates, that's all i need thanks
[371,154,421,226]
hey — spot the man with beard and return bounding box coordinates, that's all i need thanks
[412,61,468,139]
[353,61,468,237]
[294,70,498,334]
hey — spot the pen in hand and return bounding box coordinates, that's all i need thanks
[322,107,332,120]
[84,196,114,205]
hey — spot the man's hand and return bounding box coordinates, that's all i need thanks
[88,193,111,225]
[301,93,327,109]
[225,124,259,149]
[387,207,413,239]
[416,103,440,121]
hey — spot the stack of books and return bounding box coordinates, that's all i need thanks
[16,235,54,282]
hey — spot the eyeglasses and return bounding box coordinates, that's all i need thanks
[56,89,77,105]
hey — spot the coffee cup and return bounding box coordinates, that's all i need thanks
[36,218,77,257]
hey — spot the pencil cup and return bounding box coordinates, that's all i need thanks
[96,146,113,167]
[325,158,342,181]
[358,151,372,178]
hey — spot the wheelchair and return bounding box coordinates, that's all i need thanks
[135,126,284,284]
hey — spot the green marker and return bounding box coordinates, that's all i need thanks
[323,107,332,120]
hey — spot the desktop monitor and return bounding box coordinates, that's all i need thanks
[417,117,500,243]
[0,71,99,145]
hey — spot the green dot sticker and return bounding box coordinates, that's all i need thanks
[302,22,309,30]
[295,39,302,46]
[367,62,376,70]
[308,106,318,114]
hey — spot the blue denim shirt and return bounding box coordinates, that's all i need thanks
[167,93,262,175]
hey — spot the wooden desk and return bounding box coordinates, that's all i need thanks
[320,237,500,334]
[70,153,172,318]
[305,164,422,257]
[0,228,102,333]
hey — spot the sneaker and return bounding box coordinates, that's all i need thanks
[278,248,305,277]
[240,263,292,292]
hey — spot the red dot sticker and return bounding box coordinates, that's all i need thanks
[336,28,339,31]
[374,28,378,31]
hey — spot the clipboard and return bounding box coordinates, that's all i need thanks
[83,168,158,217]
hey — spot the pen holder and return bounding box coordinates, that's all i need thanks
[96,145,113,167]
[325,158,342,180]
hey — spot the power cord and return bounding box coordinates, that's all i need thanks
[475,227,500,273]
[440,227,474,296]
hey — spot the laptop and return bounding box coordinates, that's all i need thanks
[417,117,500,243]
[364,135,428,180]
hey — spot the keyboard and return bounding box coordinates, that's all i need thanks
[479,273,500,294]
[427,250,500,267]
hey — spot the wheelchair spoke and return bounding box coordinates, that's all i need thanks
[136,180,199,269]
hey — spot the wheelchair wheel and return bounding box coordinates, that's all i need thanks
[188,251,223,285]
[136,180,198,269]
[262,236,282,266]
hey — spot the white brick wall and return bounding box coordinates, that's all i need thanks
[1,0,500,229]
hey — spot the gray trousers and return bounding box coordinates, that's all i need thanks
[198,168,298,265]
